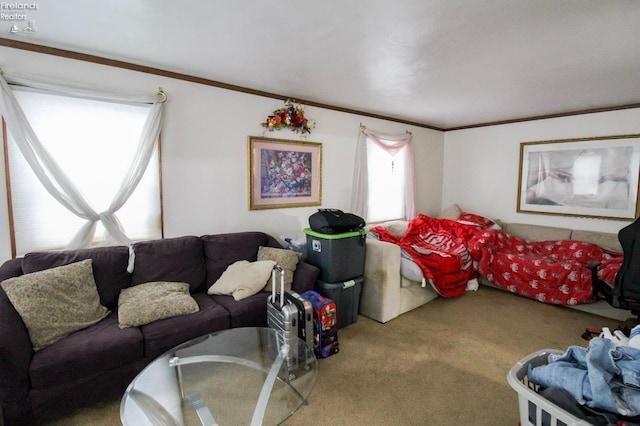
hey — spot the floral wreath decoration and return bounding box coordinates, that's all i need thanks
[261,99,315,134]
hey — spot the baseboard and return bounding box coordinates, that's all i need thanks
[479,282,633,322]
[567,301,633,322]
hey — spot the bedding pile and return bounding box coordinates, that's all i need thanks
[469,228,622,304]
[370,214,622,305]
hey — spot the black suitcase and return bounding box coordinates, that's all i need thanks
[284,290,314,349]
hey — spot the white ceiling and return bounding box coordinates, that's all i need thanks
[2,0,639,129]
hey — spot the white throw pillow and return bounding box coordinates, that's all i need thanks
[438,203,462,220]
[208,260,276,301]
[386,221,409,238]
[400,257,425,283]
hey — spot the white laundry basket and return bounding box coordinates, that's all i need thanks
[507,349,592,426]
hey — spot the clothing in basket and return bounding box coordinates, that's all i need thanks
[528,337,640,417]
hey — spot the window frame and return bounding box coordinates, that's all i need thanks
[2,90,164,258]
[365,137,409,223]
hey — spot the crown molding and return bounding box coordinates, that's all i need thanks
[1,38,638,132]
[0,38,443,131]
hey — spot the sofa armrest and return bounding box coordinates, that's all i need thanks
[0,288,34,423]
[292,261,319,294]
[360,238,402,323]
[0,258,24,282]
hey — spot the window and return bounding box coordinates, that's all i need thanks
[366,139,407,222]
[351,129,415,223]
[4,87,162,256]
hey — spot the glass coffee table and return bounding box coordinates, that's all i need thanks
[120,327,317,426]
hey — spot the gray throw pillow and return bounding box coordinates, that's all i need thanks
[118,281,199,328]
[1,259,110,351]
[258,246,300,292]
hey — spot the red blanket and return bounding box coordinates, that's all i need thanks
[468,229,621,305]
[371,215,623,304]
[371,215,482,297]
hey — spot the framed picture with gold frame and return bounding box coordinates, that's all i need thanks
[248,136,322,210]
[517,134,640,220]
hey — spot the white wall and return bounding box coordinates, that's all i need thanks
[0,47,445,262]
[442,108,640,234]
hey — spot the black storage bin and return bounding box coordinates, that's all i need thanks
[303,228,366,282]
[315,276,363,328]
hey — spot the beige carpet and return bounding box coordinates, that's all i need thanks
[44,286,625,426]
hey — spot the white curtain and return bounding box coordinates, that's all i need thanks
[351,128,416,220]
[0,72,164,249]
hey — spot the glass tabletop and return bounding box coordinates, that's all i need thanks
[120,327,317,426]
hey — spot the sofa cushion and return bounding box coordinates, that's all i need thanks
[118,281,200,328]
[1,259,110,351]
[201,232,281,287]
[21,246,130,309]
[501,223,572,242]
[29,360,148,424]
[258,246,300,292]
[571,230,622,253]
[29,313,143,389]
[208,260,275,300]
[131,236,207,293]
[210,292,270,328]
[140,292,230,358]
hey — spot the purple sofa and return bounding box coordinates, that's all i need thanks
[0,232,319,425]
